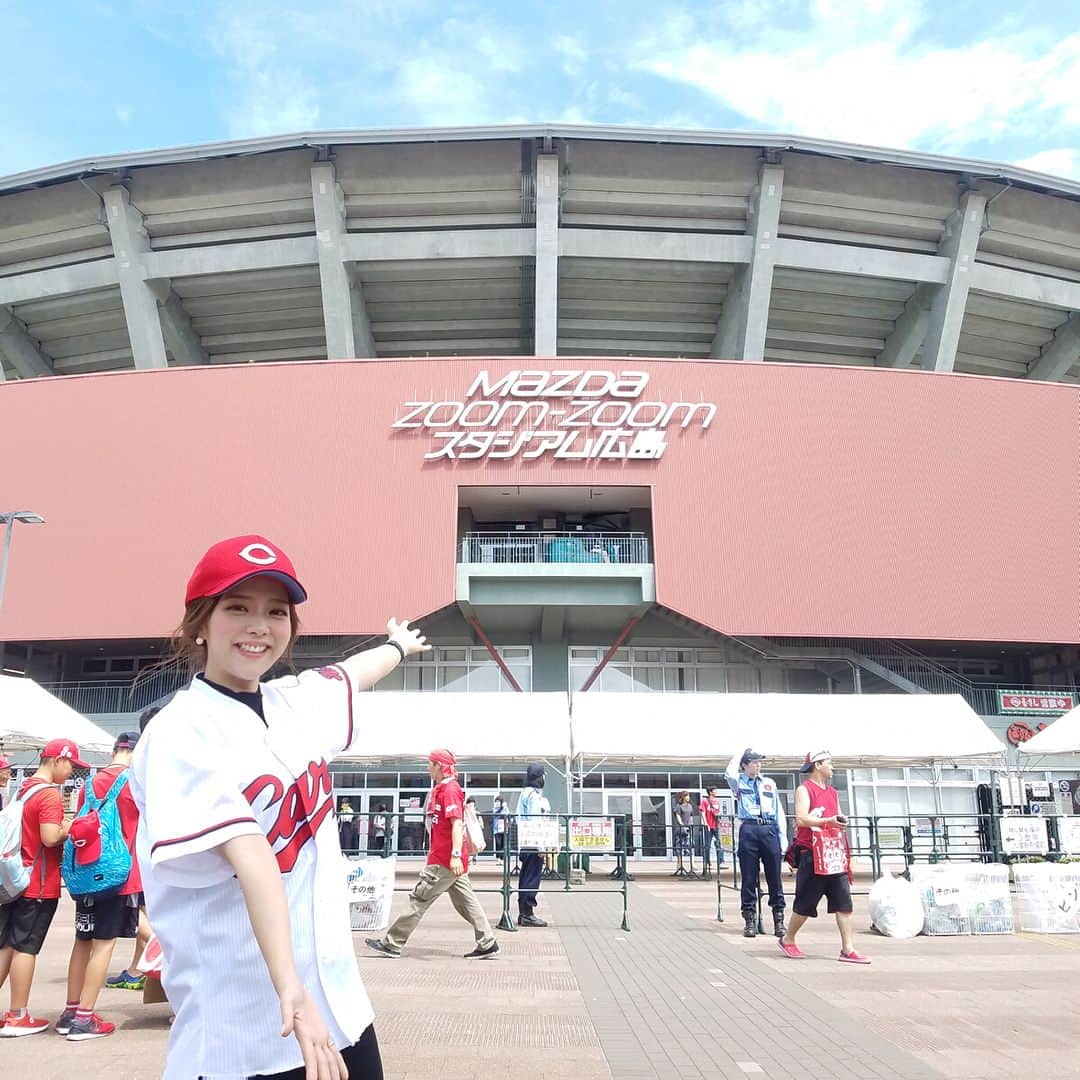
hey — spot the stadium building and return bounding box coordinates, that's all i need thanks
[1,125,1079,853]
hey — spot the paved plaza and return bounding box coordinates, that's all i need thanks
[2,865,1078,1079]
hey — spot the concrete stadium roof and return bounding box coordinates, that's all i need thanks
[2,124,1080,201]
[1,124,1078,384]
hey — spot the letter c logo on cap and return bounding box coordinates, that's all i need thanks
[239,543,278,566]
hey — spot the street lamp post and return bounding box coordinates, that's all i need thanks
[0,510,45,616]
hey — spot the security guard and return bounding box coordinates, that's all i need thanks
[725,748,787,939]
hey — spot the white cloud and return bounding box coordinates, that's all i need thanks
[213,12,321,137]
[637,3,1080,155]
[1015,148,1080,181]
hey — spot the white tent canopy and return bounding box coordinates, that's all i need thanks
[569,692,1005,768]
[1017,705,1080,755]
[340,691,571,764]
[0,675,116,756]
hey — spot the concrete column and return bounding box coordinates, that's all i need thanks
[877,284,933,368]
[148,281,209,365]
[921,190,987,372]
[711,162,783,361]
[534,154,560,356]
[102,187,169,370]
[311,163,375,359]
[0,305,52,377]
[1027,313,1080,381]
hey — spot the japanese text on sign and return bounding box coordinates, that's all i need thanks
[1059,818,1080,856]
[998,690,1074,715]
[569,818,616,852]
[517,816,561,850]
[1000,816,1049,855]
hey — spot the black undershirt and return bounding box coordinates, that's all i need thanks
[197,673,266,725]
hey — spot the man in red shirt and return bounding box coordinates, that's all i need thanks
[366,748,498,959]
[58,731,143,1041]
[0,738,84,1036]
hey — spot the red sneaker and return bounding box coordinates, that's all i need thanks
[0,1012,50,1037]
[67,1013,116,1041]
[838,950,871,964]
[778,939,806,959]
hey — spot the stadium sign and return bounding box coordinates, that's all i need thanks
[998,690,1074,716]
[392,369,716,461]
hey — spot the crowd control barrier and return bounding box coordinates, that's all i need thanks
[338,811,632,931]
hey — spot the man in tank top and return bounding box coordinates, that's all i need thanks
[778,751,870,964]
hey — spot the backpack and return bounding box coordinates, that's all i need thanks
[0,782,55,903]
[61,772,132,900]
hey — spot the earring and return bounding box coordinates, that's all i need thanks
[195,637,205,646]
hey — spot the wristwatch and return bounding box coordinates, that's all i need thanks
[451,849,462,858]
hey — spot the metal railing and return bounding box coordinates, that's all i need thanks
[458,531,651,565]
[42,665,189,715]
[339,810,632,930]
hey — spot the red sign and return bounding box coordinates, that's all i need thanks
[1006,721,1049,746]
[998,691,1074,715]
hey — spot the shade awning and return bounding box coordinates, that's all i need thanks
[0,675,117,756]
[569,692,1005,768]
[340,691,571,763]
[1017,705,1080,755]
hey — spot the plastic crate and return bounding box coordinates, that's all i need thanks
[1013,863,1080,934]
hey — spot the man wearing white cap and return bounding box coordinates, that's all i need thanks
[779,751,870,964]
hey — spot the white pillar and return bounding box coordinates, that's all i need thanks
[534,154,560,357]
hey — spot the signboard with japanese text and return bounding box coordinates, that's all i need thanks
[1000,816,1049,855]
[1058,818,1080,856]
[998,691,1074,716]
[517,816,561,851]
[569,817,616,852]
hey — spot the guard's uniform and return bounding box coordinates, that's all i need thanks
[725,751,787,923]
[129,665,374,1080]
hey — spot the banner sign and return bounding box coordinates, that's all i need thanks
[1058,818,1080,856]
[393,369,716,462]
[1000,816,1049,855]
[998,691,1073,716]
[517,815,561,850]
[568,817,616,852]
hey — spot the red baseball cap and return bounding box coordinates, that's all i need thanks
[68,814,102,865]
[0,755,11,770]
[185,535,308,606]
[42,739,89,768]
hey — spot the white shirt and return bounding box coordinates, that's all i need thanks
[129,665,373,1080]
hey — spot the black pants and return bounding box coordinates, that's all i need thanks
[737,822,785,916]
[518,850,543,915]
[494,833,505,856]
[250,1023,382,1079]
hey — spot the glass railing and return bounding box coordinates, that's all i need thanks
[459,531,651,565]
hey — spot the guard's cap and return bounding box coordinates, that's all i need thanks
[41,739,89,768]
[740,747,765,767]
[185,535,307,606]
[800,750,832,774]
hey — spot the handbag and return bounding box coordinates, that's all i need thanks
[810,825,852,880]
[464,804,486,855]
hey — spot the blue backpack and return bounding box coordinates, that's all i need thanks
[61,772,133,900]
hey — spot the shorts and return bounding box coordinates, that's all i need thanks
[0,897,60,955]
[791,848,853,918]
[74,893,140,941]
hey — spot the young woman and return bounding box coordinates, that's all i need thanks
[128,534,429,1079]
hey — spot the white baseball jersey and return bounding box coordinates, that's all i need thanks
[129,664,371,1080]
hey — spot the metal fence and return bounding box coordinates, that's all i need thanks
[42,665,189,715]
[458,531,651,565]
[338,811,632,930]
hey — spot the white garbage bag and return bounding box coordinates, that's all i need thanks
[868,873,925,938]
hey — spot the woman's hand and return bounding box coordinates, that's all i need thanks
[387,617,431,657]
[279,982,348,1080]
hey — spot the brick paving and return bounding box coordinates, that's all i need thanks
[3,866,1080,1079]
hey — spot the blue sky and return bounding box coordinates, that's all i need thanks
[3,0,1079,180]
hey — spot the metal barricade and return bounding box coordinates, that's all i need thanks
[337,810,632,931]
